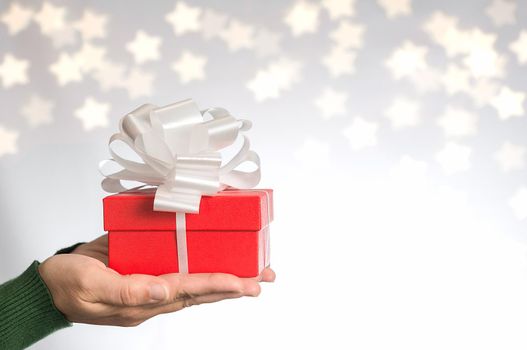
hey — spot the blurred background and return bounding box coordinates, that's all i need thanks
[1,0,527,349]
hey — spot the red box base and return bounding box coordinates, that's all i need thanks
[104,189,273,278]
[108,228,270,278]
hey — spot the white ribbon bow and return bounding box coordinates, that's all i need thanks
[100,98,261,213]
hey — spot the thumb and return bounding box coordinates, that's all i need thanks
[91,267,170,306]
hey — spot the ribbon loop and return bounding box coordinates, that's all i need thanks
[120,104,157,140]
[100,99,261,213]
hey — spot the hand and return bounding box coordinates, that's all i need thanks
[39,235,275,327]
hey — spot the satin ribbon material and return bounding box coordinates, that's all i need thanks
[176,212,188,273]
[100,99,261,213]
[100,99,262,273]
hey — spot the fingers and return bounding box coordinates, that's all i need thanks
[145,290,252,318]
[185,291,249,307]
[99,290,252,327]
[89,270,271,326]
[91,267,171,307]
[249,267,276,282]
[158,272,260,302]
[91,264,273,308]
[72,234,109,265]
[94,269,263,307]
[91,234,108,246]
[258,268,276,283]
[91,274,261,326]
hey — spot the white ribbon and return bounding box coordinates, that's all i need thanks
[100,99,262,272]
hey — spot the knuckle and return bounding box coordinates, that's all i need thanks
[119,278,143,306]
[182,298,195,308]
[207,274,242,293]
[231,285,245,297]
[175,290,192,301]
[119,308,144,325]
[119,285,134,306]
[116,308,130,320]
[207,273,223,285]
[69,295,88,311]
[249,283,261,297]
[76,274,92,291]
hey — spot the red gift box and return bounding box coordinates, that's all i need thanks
[104,188,273,277]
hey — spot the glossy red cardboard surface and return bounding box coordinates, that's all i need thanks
[108,228,270,277]
[104,188,273,231]
[104,188,273,277]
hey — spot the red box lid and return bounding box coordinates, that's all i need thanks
[104,188,273,231]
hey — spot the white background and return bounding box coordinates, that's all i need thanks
[1,0,526,349]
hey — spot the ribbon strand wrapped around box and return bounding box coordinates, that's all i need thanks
[100,99,273,277]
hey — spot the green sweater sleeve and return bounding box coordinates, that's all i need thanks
[0,261,71,350]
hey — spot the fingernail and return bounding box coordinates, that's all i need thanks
[149,284,167,301]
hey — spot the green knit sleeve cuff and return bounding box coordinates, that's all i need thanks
[0,261,71,350]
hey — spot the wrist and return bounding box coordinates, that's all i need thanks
[0,261,71,349]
